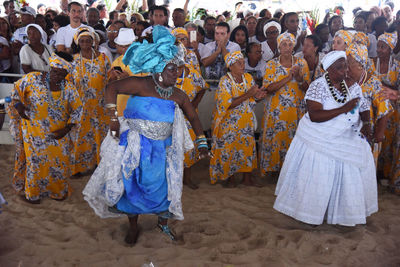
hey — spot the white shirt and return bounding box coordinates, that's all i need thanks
[203,36,214,44]
[55,24,94,49]
[12,26,48,45]
[19,44,54,73]
[200,40,241,79]
[0,37,10,72]
[260,41,275,63]
[200,41,241,59]
[141,25,172,37]
[245,57,266,80]
[99,45,113,64]
[249,36,261,44]
[100,41,119,62]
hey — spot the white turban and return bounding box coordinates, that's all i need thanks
[263,21,281,37]
[25,23,48,44]
[322,51,346,70]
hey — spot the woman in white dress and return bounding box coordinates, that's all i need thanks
[260,20,280,62]
[273,51,378,226]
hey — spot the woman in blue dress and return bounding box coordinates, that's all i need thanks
[83,26,209,245]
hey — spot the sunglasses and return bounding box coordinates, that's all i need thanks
[266,30,279,35]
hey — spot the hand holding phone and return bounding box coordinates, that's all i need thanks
[190,31,197,43]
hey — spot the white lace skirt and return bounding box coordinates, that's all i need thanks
[273,135,378,226]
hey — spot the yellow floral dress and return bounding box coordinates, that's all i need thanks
[259,57,310,175]
[6,101,26,193]
[72,53,110,174]
[185,50,201,73]
[8,72,82,200]
[374,58,400,183]
[361,75,393,128]
[209,73,257,183]
[176,65,208,168]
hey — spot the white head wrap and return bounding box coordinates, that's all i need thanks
[322,51,346,70]
[25,23,47,44]
[263,21,281,37]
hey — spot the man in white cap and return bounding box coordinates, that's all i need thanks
[108,28,137,118]
[56,1,93,54]
[109,28,136,82]
[11,6,36,55]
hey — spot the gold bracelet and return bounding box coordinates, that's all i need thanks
[196,134,206,139]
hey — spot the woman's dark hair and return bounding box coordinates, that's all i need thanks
[281,12,297,33]
[197,25,205,37]
[55,51,73,62]
[273,11,283,20]
[314,23,328,35]
[387,20,400,33]
[53,15,70,28]
[305,34,323,53]
[328,15,344,31]
[113,20,126,28]
[371,16,388,32]
[259,9,270,18]
[229,25,249,44]
[222,11,231,18]
[354,13,367,23]
[245,42,259,54]
[135,20,150,37]
[352,7,362,16]
[255,17,269,40]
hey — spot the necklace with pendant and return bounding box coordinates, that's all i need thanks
[152,74,174,99]
[325,73,349,104]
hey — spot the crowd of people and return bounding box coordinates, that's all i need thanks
[0,0,399,244]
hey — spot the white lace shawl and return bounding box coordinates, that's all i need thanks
[82,103,194,220]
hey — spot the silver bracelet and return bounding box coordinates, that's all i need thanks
[105,103,117,109]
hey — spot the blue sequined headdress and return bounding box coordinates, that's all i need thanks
[122,25,181,74]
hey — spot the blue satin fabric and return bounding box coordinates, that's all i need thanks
[116,96,175,215]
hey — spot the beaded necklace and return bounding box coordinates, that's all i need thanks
[79,49,94,87]
[45,73,66,113]
[324,72,349,104]
[152,74,174,99]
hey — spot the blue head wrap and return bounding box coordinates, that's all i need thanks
[122,25,178,74]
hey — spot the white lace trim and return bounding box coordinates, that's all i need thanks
[82,105,193,220]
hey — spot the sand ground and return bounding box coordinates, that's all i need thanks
[0,144,400,267]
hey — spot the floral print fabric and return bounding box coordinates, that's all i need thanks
[259,57,310,175]
[209,73,257,183]
[8,72,82,200]
[71,53,110,175]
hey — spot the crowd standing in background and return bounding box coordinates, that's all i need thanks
[0,0,399,244]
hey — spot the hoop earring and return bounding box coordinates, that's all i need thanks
[158,74,163,82]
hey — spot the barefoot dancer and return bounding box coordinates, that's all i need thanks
[83,26,209,244]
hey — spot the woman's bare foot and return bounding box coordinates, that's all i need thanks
[125,215,139,245]
[19,195,40,204]
[222,176,236,188]
[125,227,139,245]
[183,167,198,190]
[241,173,263,187]
[183,177,199,190]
